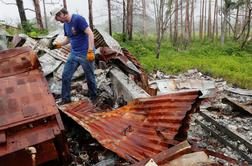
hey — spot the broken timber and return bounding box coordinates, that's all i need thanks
[222,97,252,115]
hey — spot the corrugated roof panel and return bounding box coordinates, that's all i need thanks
[60,90,202,162]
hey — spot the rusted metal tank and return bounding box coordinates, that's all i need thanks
[0,47,70,166]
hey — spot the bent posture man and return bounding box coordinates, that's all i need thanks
[50,8,97,104]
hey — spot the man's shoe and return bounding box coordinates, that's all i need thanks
[91,97,98,105]
[58,99,71,105]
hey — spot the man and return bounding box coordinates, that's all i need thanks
[50,8,97,104]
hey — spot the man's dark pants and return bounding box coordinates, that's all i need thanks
[61,53,97,102]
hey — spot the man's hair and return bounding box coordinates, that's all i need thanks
[59,8,68,15]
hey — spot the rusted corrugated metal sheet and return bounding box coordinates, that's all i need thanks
[99,47,157,96]
[60,90,202,162]
[0,47,70,165]
[93,28,122,53]
[0,47,40,78]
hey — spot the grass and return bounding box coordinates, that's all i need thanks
[113,33,252,89]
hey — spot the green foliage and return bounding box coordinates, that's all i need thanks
[116,35,252,89]
[21,21,48,37]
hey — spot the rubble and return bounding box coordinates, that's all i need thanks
[1,28,251,166]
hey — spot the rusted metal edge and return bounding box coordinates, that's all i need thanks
[199,111,252,152]
[222,97,252,114]
[195,119,252,164]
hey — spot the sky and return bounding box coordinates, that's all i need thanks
[0,0,108,26]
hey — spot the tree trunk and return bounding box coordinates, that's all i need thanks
[241,15,251,49]
[189,0,194,40]
[180,0,183,37]
[174,0,179,47]
[16,0,27,26]
[170,12,173,42]
[234,6,239,38]
[193,0,196,38]
[107,0,112,35]
[204,0,207,39]
[185,0,189,43]
[156,0,164,59]
[88,0,93,30]
[126,0,133,40]
[207,0,211,37]
[200,0,204,40]
[142,0,147,37]
[42,0,48,29]
[241,1,251,48]
[123,0,126,35]
[220,0,226,45]
[33,0,43,29]
[216,0,218,37]
[63,0,67,9]
[212,0,217,40]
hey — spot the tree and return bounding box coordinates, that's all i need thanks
[212,0,218,40]
[142,0,147,37]
[126,0,133,40]
[199,0,204,40]
[207,0,212,37]
[63,0,67,9]
[123,0,126,36]
[107,0,112,35]
[33,0,43,29]
[16,0,27,27]
[153,0,165,58]
[88,0,93,30]
[184,0,189,44]
[42,0,48,29]
[180,0,183,37]
[189,0,195,39]
[173,0,179,47]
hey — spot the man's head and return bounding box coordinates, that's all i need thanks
[50,8,69,23]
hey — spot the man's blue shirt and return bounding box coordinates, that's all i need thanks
[64,14,89,55]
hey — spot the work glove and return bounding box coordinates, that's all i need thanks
[49,41,61,50]
[86,50,95,61]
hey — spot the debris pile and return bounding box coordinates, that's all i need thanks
[149,69,252,165]
[0,29,251,166]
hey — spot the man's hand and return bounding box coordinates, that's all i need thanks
[86,50,95,61]
[49,41,61,50]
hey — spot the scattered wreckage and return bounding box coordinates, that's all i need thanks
[0,28,251,165]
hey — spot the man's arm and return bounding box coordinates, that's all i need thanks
[84,27,94,51]
[59,37,70,46]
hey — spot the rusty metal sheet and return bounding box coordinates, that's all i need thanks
[0,46,40,78]
[99,47,156,96]
[21,34,70,62]
[0,69,58,129]
[94,28,122,53]
[60,90,202,162]
[0,47,70,165]
[149,79,216,98]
